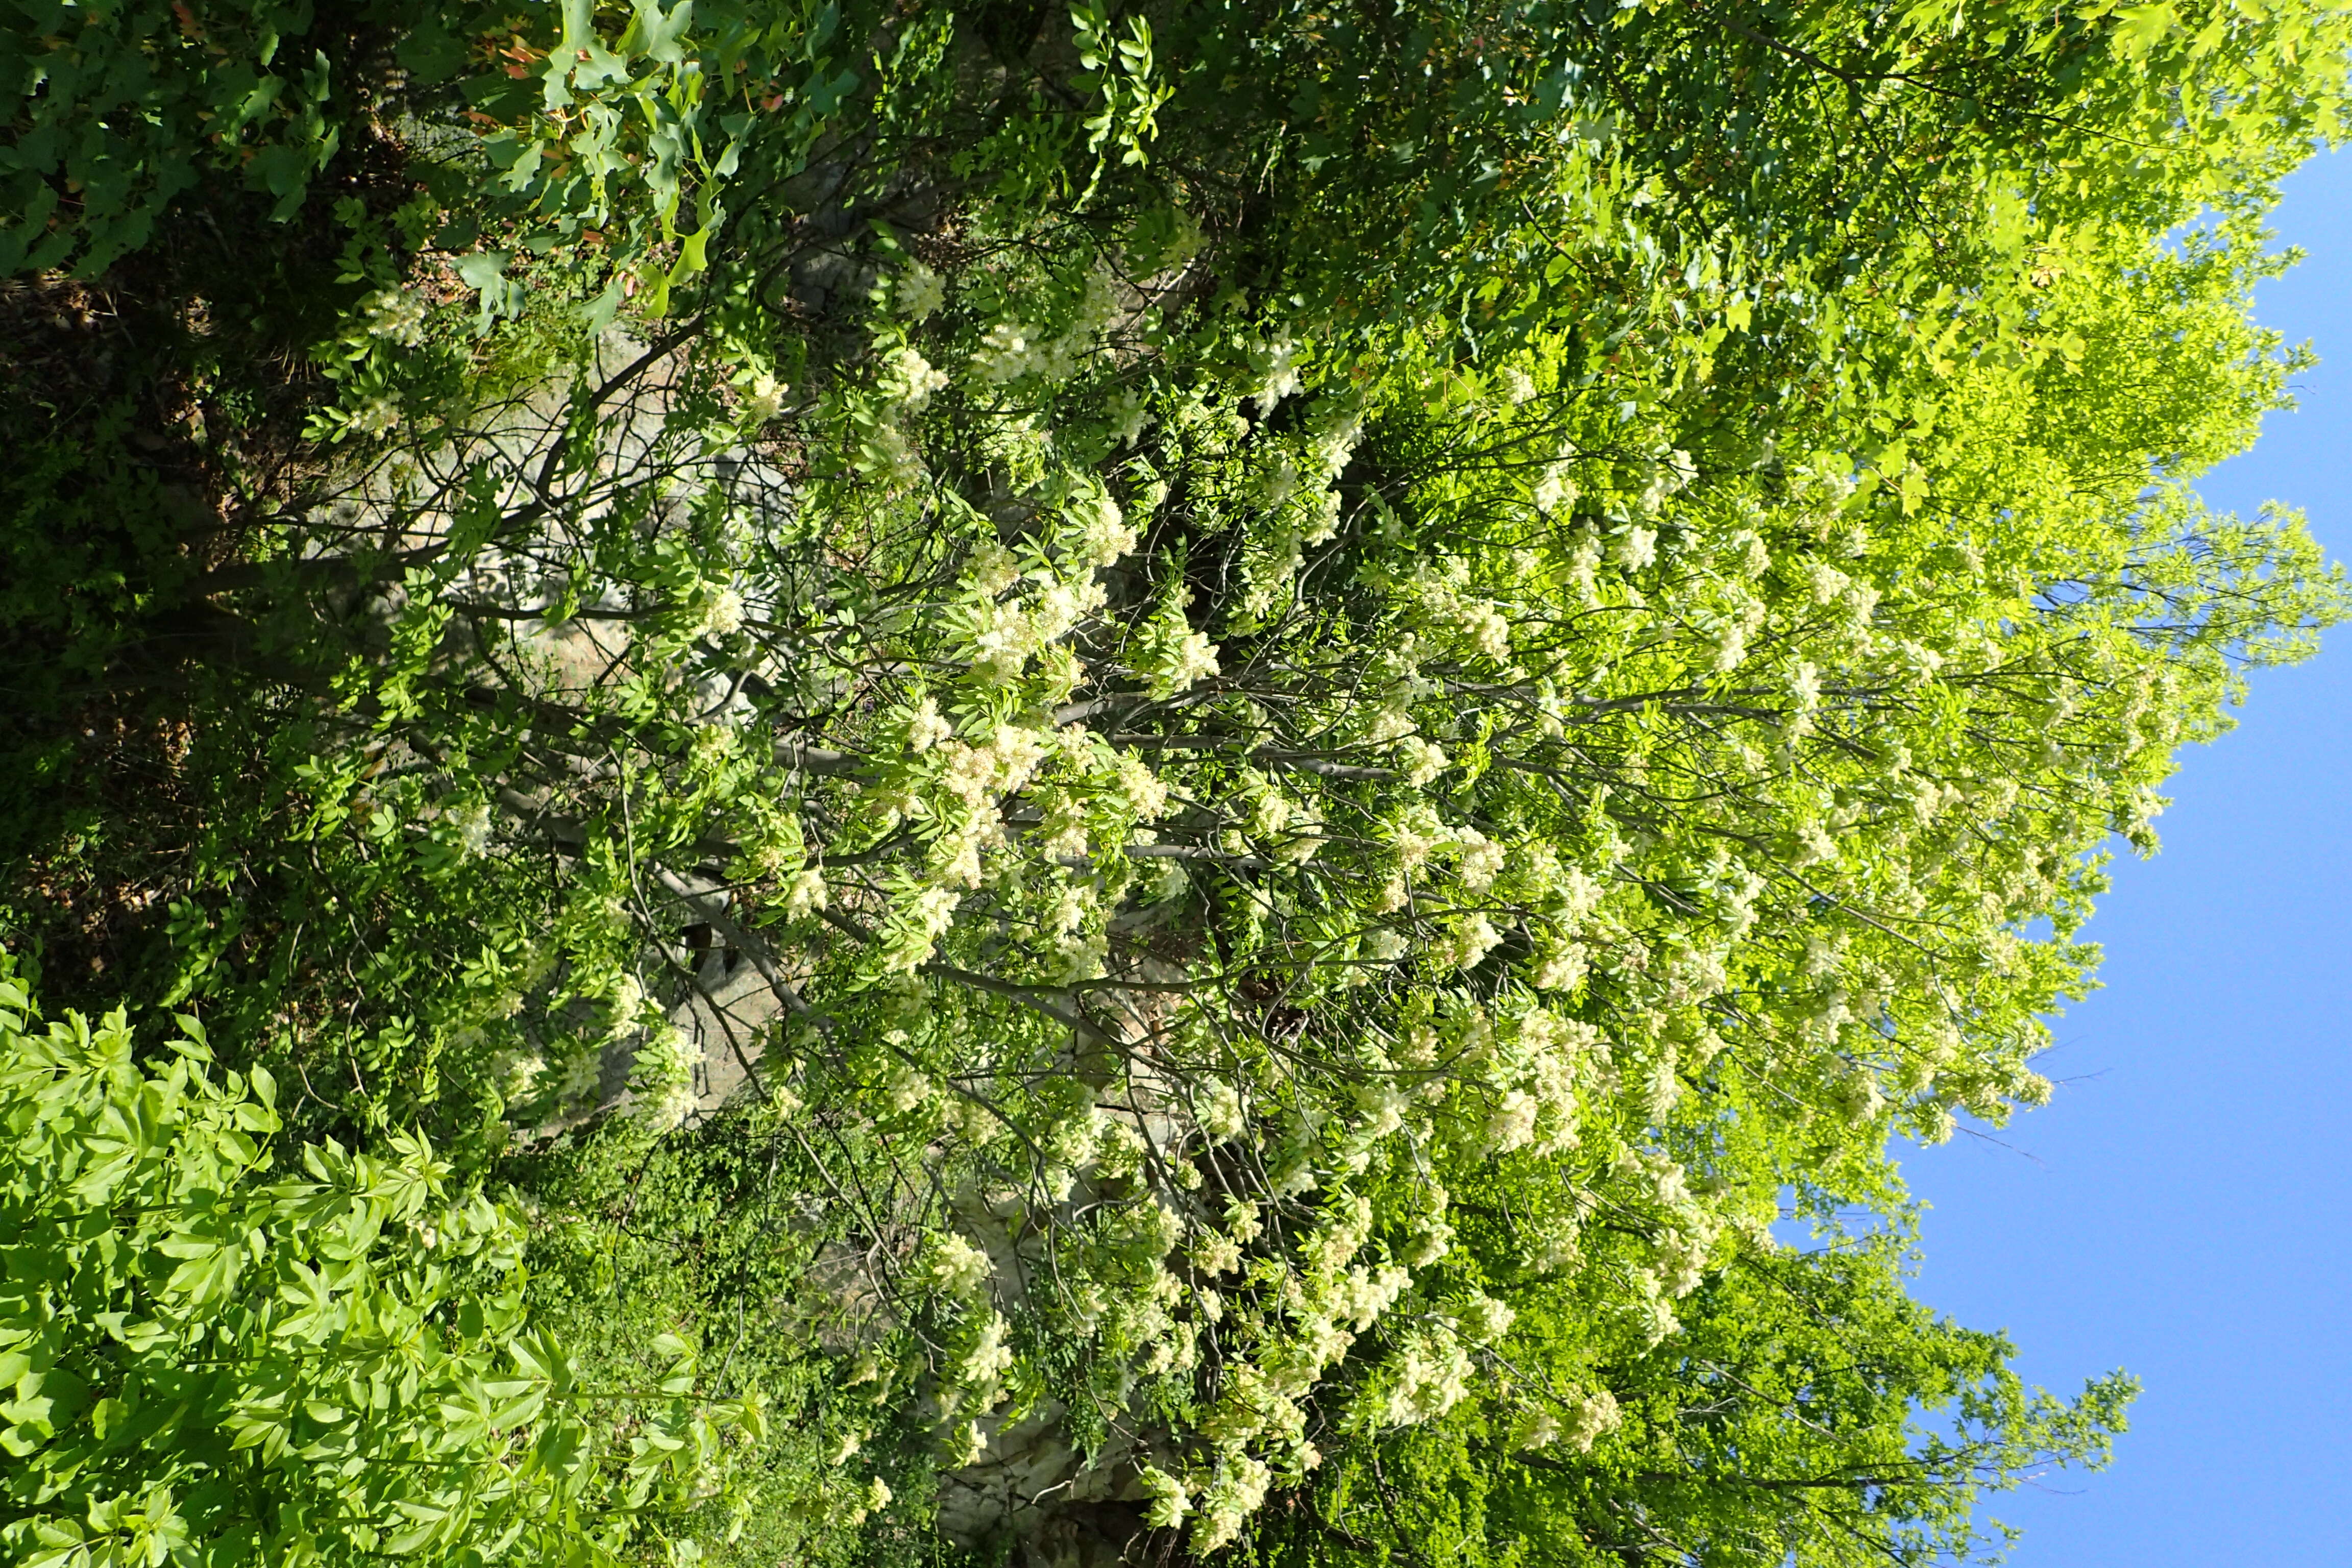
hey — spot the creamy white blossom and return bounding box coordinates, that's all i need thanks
[783,867,829,920]
[885,344,950,412]
[1396,736,1449,787]
[363,287,429,346]
[1454,1292,1516,1344]
[1139,1466,1191,1529]
[698,586,744,638]
[1383,1330,1474,1426]
[741,371,788,426]
[1485,1088,1539,1154]
[1251,336,1302,416]
[451,799,493,856]
[1561,1388,1623,1452]
[929,1233,994,1297]
[895,261,945,322]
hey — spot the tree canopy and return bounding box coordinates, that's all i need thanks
[2,2,2346,1564]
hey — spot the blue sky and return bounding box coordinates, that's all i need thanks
[1905,151,2352,1563]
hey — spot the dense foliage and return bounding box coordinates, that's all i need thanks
[0,965,758,1567]
[3,2,2346,1564]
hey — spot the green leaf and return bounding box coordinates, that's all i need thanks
[396,22,470,84]
[2110,2,2177,58]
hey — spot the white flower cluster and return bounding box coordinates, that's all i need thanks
[1454,827,1507,893]
[632,1021,697,1133]
[1138,1464,1192,1529]
[943,1311,1015,1416]
[1395,736,1449,787]
[1195,1080,1247,1141]
[884,884,962,971]
[895,261,945,322]
[863,420,927,489]
[903,695,955,753]
[1510,1008,1596,1155]
[348,393,402,436]
[965,572,1110,685]
[1363,647,1434,745]
[1531,940,1588,992]
[1250,336,1303,416]
[1380,1328,1475,1426]
[1135,598,1221,699]
[969,267,1125,387]
[741,371,787,427]
[884,344,951,413]
[929,1233,995,1298]
[1559,1387,1623,1452]
[1704,589,1768,675]
[1065,484,1139,568]
[1434,914,1503,975]
[450,799,494,857]
[362,286,429,347]
[1307,401,1363,479]
[1612,524,1658,571]
[1405,561,1515,663]
[1787,658,1823,713]
[1631,449,1694,514]
[972,321,1052,384]
[1534,446,1581,514]
[782,866,828,920]
[697,585,744,638]
[1189,1451,1272,1551]
[1452,1291,1516,1344]
[1192,1231,1243,1276]
[1109,386,1154,446]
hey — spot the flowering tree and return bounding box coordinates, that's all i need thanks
[3,1,2347,1564]
[1240,1220,2138,1568]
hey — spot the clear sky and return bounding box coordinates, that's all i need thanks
[1904,151,2352,1563]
